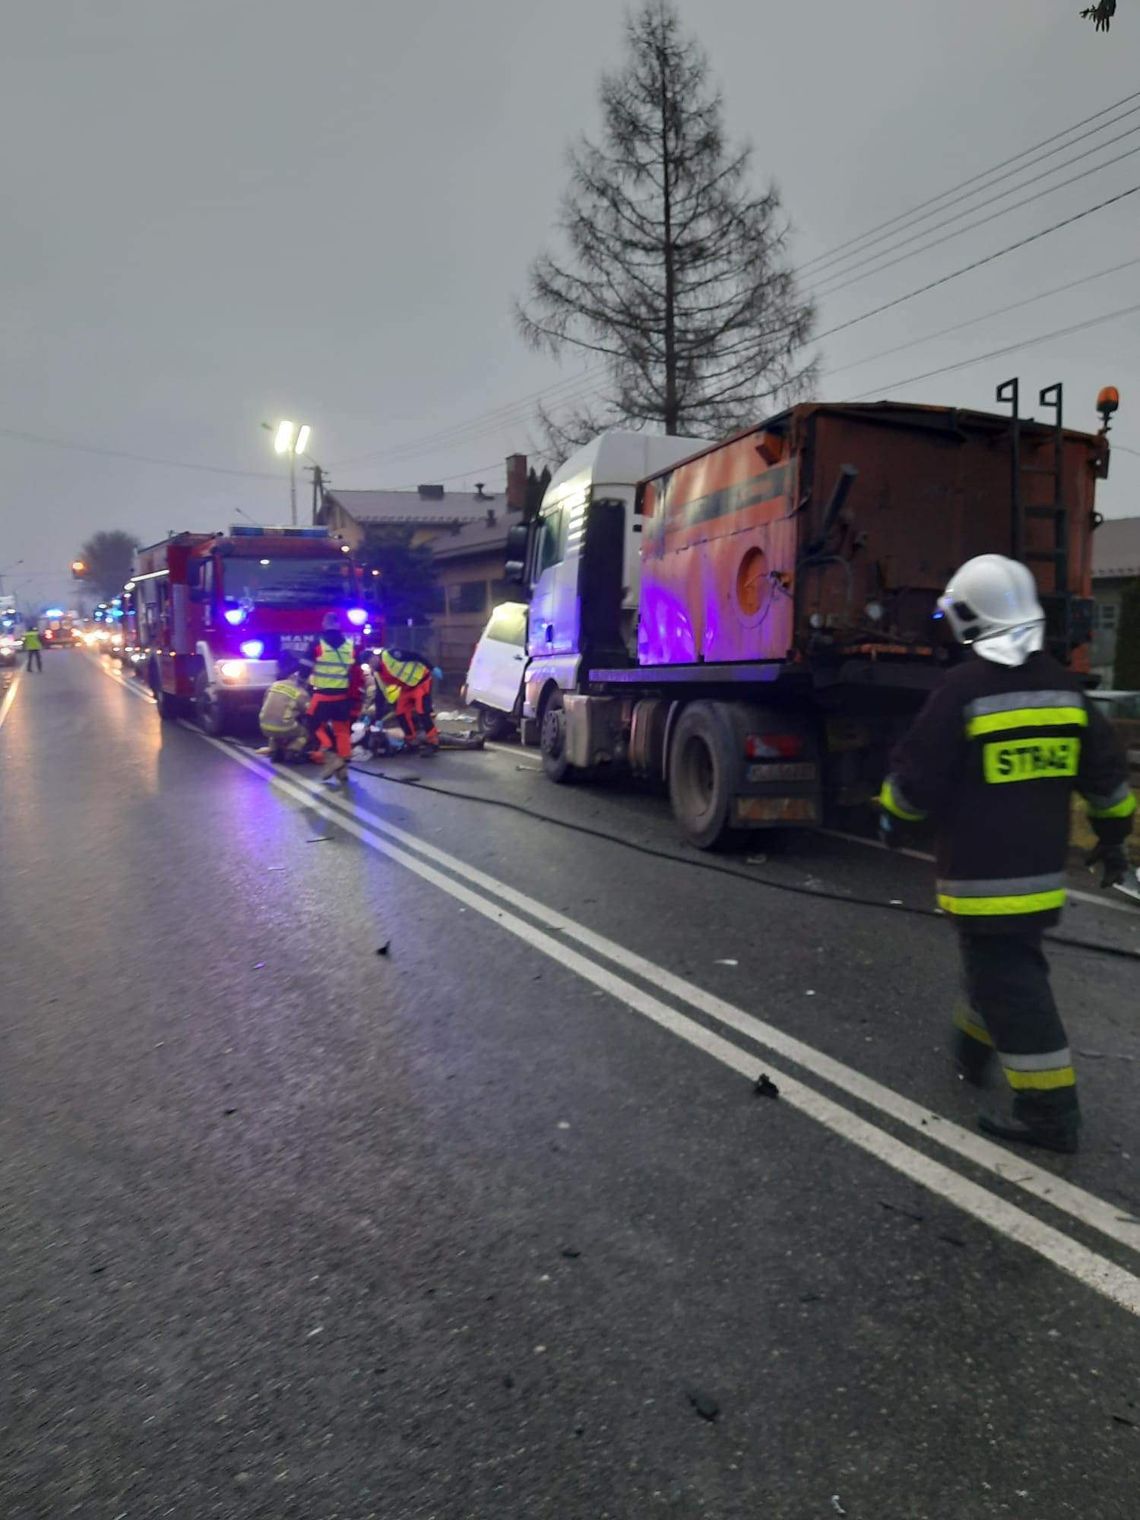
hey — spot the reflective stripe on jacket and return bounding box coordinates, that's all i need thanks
[377,649,429,705]
[259,679,305,734]
[310,637,354,691]
[880,650,1135,932]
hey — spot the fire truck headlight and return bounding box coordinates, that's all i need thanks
[217,659,247,683]
[239,639,265,659]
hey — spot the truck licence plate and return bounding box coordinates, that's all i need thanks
[745,762,818,784]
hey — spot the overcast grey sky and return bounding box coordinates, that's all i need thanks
[2,0,1138,608]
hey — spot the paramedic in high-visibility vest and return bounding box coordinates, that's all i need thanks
[301,612,361,785]
[256,655,309,762]
[879,554,1135,1155]
[376,647,441,754]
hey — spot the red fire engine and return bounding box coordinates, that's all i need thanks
[131,525,374,734]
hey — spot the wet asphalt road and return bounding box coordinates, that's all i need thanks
[1,652,1138,1520]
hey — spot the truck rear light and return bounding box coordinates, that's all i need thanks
[217,659,247,682]
[745,732,804,760]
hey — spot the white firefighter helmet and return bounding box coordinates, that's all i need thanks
[936,554,1045,667]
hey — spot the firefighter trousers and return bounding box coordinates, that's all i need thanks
[394,678,439,747]
[954,929,1078,1123]
[307,692,352,761]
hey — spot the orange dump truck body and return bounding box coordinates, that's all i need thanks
[637,401,1106,676]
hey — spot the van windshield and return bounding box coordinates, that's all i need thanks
[221,556,355,605]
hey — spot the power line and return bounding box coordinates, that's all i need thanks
[0,424,279,480]
[821,254,1140,379]
[329,365,605,470]
[800,88,1140,274]
[1113,444,1140,458]
[814,140,1140,301]
[813,181,1140,345]
[849,300,1140,400]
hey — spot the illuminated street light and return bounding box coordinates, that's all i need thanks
[264,419,312,526]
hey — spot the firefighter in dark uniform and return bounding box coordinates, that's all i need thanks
[879,554,1135,1154]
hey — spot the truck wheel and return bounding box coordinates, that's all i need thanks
[195,672,227,737]
[668,702,736,850]
[540,690,574,783]
[148,662,178,721]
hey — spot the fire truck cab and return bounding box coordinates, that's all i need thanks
[133,525,373,734]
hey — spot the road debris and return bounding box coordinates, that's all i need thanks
[266,865,286,871]
[376,942,391,956]
[306,836,330,844]
[754,1073,780,1099]
[831,1497,847,1516]
[254,961,265,969]
[561,1248,581,1259]
[685,1387,719,1421]
[746,855,768,865]
[715,958,738,966]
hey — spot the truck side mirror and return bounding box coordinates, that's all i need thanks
[504,522,530,584]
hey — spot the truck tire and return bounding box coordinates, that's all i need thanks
[149,662,179,721]
[195,672,227,737]
[668,701,737,850]
[540,689,573,782]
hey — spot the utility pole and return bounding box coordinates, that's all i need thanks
[307,463,326,526]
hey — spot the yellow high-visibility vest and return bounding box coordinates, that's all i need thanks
[310,637,354,691]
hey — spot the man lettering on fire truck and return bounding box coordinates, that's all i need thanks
[878,555,1135,1155]
[376,646,440,755]
[301,611,361,786]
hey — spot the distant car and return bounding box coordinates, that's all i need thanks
[0,632,18,667]
[463,601,528,739]
[1088,689,1140,721]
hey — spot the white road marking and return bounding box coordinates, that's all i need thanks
[0,671,22,731]
[262,759,1140,1258]
[95,655,1138,1252]
[171,726,1140,1316]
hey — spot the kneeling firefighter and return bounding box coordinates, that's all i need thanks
[257,654,309,761]
[376,647,440,754]
[879,554,1135,1154]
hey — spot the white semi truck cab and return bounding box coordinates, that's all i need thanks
[507,431,708,744]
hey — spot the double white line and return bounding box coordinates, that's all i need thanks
[98,656,1140,1316]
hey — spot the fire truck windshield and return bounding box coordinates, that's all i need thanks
[221,556,355,605]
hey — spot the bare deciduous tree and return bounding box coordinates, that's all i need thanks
[517,0,815,458]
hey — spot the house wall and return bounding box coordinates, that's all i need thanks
[433,549,517,678]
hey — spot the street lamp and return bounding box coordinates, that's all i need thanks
[263,419,312,526]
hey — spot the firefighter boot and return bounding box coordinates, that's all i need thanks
[978,1110,1080,1154]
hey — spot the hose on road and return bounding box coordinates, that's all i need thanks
[339,756,1140,966]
